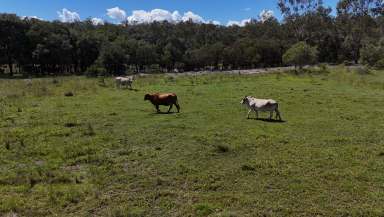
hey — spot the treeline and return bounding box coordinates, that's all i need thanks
[0,0,383,77]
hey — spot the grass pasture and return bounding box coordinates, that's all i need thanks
[1,68,384,216]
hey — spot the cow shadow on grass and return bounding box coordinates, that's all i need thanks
[248,117,286,123]
[149,111,179,115]
[122,88,139,92]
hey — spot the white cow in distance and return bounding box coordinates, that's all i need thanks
[115,75,135,89]
[240,96,282,121]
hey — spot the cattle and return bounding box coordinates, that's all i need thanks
[144,93,180,113]
[115,76,135,89]
[240,96,282,120]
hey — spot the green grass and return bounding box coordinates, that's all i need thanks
[1,69,384,216]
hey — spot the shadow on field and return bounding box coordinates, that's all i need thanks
[121,88,139,92]
[248,118,286,123]
[150,111,179,115]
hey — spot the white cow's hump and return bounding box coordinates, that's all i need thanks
[246,97,278,109]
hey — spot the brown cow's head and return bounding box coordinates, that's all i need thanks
[144,94,152,101]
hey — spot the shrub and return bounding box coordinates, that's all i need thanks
[85,64,106,77]
[283,42,318,70]
[343,60,355,66]
[317,63,330,74]
[375,59,384,69]
[353,66,370,75]
[52,79,59,84]
[98,77,107,87]
[360,41,384,67]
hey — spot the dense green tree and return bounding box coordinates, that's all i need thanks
[0,0,383,77]
[77,34,102,72]
[0,14,29,76]
[283,42,318,69]
[336,0,382,63]
[99,41,129,75]
[360,38,384,66]
[136,40,158,72]
[278,0,324,16]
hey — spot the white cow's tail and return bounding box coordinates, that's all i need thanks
[275,103,282,121]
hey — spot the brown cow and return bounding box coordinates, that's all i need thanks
[144,93,180,113]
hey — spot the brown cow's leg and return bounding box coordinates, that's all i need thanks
[175,102,180,113]
[168,104,173,113]
[155,105,160,113]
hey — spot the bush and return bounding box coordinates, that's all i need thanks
[283,42,318,70]
[85,65,106,77]
[353,66,370,75]
[343,60,355,66]
[375,59,384,69]
[317,63,330,74]
[360,41,384,67]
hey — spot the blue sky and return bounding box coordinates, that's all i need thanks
[0,0,339,25]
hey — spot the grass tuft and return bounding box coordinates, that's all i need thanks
[64,91,74,97]
[84,123,96,136]
[241,164,255,171]
[64,122,78,128]
[194,203,215,217]
[215,144,230,153]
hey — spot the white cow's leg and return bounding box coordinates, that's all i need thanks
[275,109,282,121]
[255,110,259,119]
[269,111,273,120]
[247,109,252,119]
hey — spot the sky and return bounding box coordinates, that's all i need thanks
[0,0,339,26]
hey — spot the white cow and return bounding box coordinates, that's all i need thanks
[115,76,135,89]
[240,96,282,120]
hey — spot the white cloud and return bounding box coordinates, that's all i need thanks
[211,20,221,25]
[107,7,127,21]
[227,18,251,27]
[57,8,80,23]
[126,9,206,24]
[21,16,43,20]
[91,18,104,25]
[259,9,274,22]
[151,9,174,22]
[227,20,240,26]
[244,8,251,11]
[127,10,151,23]
[182,11,205,23]
[172,11,182,22]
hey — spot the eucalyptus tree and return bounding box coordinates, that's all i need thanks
[0,14,29,76]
